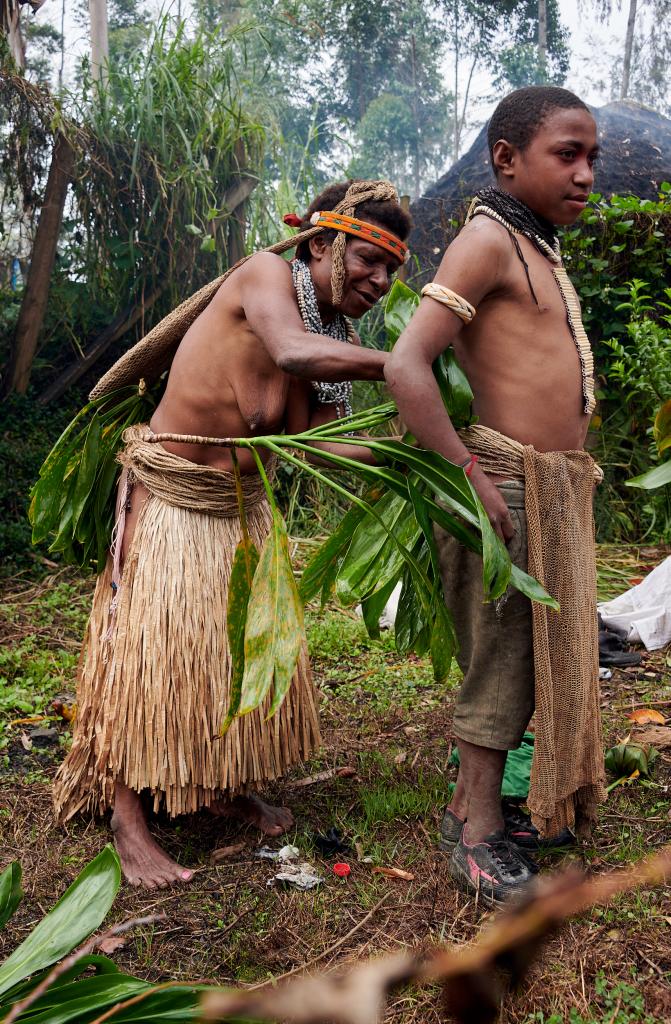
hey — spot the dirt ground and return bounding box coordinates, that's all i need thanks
[1,545,671,1023]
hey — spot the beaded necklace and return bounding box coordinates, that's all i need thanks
[465,187,595,415]
[291,258,354,418]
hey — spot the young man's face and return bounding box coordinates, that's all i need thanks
[310,229,402,318]
[497,107,599,226]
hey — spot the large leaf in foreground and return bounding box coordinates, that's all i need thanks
[384,279,420,349]
[2,978,207,1023]
[0,975,148,1024]
[433,346,474,428]
[298,500,370,605]
[239,510,304,717]
[627,460,671,490]
[0,862,22,930]
[336,491,421,604]
[0,846,121,998]
[222,537,260,732]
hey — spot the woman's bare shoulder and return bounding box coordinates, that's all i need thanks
[237,250,294,285]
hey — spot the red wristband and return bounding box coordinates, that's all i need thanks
[460,454,479,477]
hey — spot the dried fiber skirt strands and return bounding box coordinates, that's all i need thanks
[53,493,319,821]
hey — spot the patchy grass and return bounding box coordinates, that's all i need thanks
[1,547,671,1023]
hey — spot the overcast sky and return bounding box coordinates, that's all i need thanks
[34,0,632,149]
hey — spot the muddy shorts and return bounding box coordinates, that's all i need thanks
[434,480,534,750]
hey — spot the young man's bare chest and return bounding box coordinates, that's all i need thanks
[452,234,590,453]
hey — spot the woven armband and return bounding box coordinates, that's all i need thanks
[420,283,476,324]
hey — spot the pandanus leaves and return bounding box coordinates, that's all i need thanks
[0,862,22,931]
[0,846,120,1000]
[29,387,155,572]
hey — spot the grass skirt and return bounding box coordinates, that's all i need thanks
[53,491,320,821]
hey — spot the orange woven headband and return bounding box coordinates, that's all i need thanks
[309,211,409,263]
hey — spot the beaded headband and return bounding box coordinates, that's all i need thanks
[308,211,409,263]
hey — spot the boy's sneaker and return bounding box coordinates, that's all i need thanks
[440,803,574,854]
[439,808,465,852]
[502,800,574,851]
[449,830,535,906]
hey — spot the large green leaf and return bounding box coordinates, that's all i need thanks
[1,979,209,1023]
[627,460,671,490]
[70,413,102,538]
[433,347,474,428]
[0,846,121,998]
[394,563,430,655]
[0,976,148,1024]
[366,439,511,599]
[221,537,260,733]
[298,499,370,605]
[383,279,420,349]
[653,399,671,454]
[360,575,400,640]
[0,863,22,930]
[430,589,457,685]
[29,426,86,543]
[336,492,421,605]
[29,388,153,572]
[239,510,304,718]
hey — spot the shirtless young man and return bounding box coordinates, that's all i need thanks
[53,179,411,888]
[386,87,604,904]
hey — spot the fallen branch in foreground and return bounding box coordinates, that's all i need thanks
[200,844,671,1024]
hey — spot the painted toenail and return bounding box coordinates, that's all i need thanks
[182,870,193,880]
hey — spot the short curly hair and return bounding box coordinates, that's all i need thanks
[295,180,412,262]
[488,86,590,171]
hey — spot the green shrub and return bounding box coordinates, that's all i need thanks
[590,281,671,540]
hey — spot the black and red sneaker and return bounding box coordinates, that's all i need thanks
[449,830,536,906]
[502,800,574,851]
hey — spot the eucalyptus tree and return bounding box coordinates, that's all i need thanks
[582,0,671,112]
[491,0,570,90]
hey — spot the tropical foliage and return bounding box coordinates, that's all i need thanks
[561,188,671,541]
[0,848,209,1023]
[627,399,671,491]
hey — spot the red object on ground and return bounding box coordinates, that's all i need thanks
[333,862,351,878]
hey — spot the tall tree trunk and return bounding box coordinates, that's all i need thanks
[58,0,66,92]
[538,0,548,70]
[621,0,638,98]
[89,0,109,87]
[410,34,421,200]
[453,0,460,161]
[3,133,74,398]
[3,0,26,67]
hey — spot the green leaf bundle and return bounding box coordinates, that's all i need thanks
[29,386,155,572]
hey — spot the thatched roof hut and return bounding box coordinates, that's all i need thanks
[409,100,671,276]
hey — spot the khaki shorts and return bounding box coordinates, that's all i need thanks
[434,480,534,750]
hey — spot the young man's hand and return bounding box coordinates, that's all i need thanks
[469,464,516,544]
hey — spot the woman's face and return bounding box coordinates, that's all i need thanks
[309,228,402,319]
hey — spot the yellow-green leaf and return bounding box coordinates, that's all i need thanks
[221,536,259,733]
[239,510,304,718]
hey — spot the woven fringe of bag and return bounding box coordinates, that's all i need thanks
[460,424,607,837]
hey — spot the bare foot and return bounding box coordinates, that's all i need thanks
[111,783,194,889]
[209,794,294,836]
